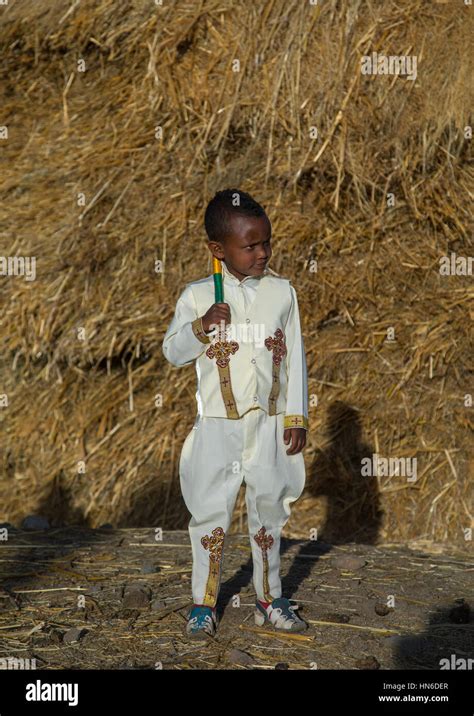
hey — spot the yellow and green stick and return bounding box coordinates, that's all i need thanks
[213,257,224,303]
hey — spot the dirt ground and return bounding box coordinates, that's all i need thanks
[0,527,472,670]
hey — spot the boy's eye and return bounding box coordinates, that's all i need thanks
[246,241,271,250]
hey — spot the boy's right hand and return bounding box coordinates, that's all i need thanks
[201,303,231,333]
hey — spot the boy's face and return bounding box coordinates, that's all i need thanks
[209,214,272,282]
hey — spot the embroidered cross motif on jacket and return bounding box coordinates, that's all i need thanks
[264,328,287,415]
[205,338,240,418]
[264,328,287,365]
[206,339,239,369]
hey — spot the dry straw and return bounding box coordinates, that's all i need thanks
[0,0,472,548]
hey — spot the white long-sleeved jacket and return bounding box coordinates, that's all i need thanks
[162,260,309,430]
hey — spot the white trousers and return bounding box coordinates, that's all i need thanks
[179,407,306,606]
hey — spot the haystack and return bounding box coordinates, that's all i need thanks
[0,0,472,549]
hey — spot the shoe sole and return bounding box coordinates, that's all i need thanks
[185,629,215,639]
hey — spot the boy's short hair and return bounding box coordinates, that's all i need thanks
[204,189,268,245]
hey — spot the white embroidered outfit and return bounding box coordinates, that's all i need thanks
[162,260,308,606]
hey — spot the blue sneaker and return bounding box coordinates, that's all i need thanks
[185,605,217,638]
[254,597,308,632]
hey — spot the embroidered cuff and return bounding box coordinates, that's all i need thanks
[284,414,308,430]
[192,317,213,344]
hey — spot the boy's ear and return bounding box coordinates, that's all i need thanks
[207,241,225,260]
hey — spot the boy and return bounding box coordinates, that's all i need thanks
[162,189,309,638]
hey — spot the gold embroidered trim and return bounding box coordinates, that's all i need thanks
[201,527,225,607]
[205,336,240,418]
[264,328,287,416]
[253,526,275,603]
[284,414,309,430]
[268,362,280,416]
[192,317,213,344]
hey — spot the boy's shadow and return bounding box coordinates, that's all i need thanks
[0,473,109,643]
[392,601,473,669]
[219,401,383,616]
[306,400,383,544]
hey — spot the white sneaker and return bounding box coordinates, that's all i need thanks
[254,597,308,631]
[185,605,217,638]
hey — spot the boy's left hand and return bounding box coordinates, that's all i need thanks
[283,428,306,455]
